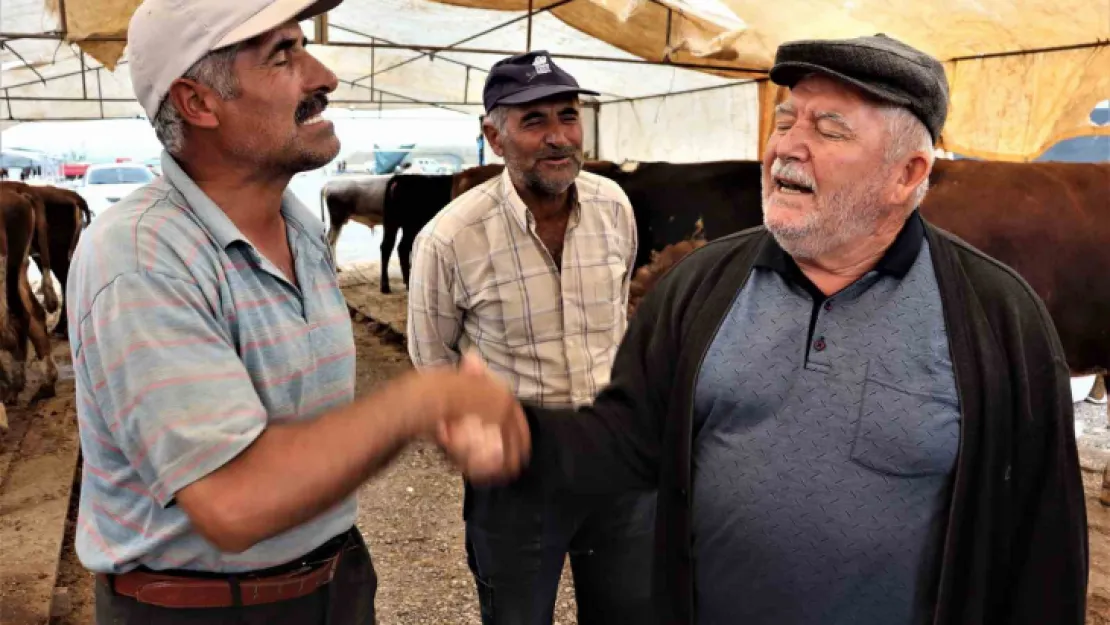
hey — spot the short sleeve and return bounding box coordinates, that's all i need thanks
[76,271,267,506]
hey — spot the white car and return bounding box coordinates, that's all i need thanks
[77,163,156,215]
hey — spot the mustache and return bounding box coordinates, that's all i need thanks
[770,158,817,192]
[295,92,328,124]
[534,146,582,162]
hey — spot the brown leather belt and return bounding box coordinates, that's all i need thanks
[96,550,342,609]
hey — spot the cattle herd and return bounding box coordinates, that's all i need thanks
[0,159,1106,430]
[323,159,1109,408]
[0,181,90,429]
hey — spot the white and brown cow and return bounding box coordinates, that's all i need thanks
[320,175,392,263]
[0,188,59,430]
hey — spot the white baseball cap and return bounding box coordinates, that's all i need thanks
[127,0,343,119]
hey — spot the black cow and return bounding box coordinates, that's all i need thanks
[380,174,456,294]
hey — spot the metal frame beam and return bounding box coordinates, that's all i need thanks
[602,77,765,105]
[0,29,765,75]
[330,22,628,100]
[350,0,577,85]
[324,40,762,74]
[2,95,484,106]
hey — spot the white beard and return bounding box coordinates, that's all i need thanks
[762,161,893,260]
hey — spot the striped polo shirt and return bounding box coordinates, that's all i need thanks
[67,152,357,574]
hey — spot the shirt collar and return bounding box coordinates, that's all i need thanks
[500,167,582,231]
[755,209,925,283]
[160,151,327,253]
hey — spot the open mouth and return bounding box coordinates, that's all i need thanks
[773,175,815,195]
[295,94,329,126]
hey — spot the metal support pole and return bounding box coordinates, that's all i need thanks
[664,8,673,59]
[370,37,375,100]
[57,0,69,36]
[526,0,534,52]
[79,49,87,99]
[96,67,103,118]
[314,14,329,44]
[463,67,470,104]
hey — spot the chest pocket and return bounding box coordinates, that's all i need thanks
[850,377,961,477]
[581,255,627,331]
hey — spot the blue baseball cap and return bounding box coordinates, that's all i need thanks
[483,51,599,112]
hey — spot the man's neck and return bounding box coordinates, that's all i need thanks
[178,153,291,239]
[795,212,907,296]
[510,174,572,223]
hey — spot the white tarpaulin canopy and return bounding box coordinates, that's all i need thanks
[1,0,1107,161]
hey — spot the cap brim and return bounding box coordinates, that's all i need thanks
[216,0,344,48]
[494,84,601,107]
[769,61,912,108]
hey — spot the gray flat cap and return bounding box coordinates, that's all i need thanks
[769,34,949,143]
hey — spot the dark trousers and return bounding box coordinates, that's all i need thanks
[95,528,376,625]
[465,482,658,625]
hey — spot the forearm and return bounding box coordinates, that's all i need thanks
[178,372,442,552]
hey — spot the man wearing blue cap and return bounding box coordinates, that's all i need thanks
[408,52,655,624]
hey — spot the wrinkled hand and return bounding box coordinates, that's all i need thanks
[433,353,531,484]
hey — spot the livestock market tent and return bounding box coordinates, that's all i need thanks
[1,0,1107,162]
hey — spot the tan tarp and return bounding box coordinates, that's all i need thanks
[432,0,1110,160]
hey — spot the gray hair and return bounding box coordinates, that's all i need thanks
[484,106,509,134]
[152,45,242,154]
[881,105,934,208]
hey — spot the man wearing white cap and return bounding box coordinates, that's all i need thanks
[67,1,531,623]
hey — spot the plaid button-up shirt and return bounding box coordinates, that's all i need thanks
[407,168,637,408]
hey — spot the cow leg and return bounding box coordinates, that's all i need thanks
[380,225,398,295]
[28,195,59,314]
[398,229,414,290]
[22,287,56,401]
[1090,373,1106,403]
[328,221,344,271]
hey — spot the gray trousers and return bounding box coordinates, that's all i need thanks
[95,528,376,625]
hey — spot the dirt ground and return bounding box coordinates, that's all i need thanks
[9,294,1109,625]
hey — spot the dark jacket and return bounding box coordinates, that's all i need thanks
[526,223,1088,625]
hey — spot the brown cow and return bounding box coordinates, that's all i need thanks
[0,181,91,336]
[0,181,59,315]
[0,189,59,426]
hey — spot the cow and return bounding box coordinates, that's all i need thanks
[379,173,456,294]
[0,188,59,426]
[320,175,392,262]
[0,181,91,337]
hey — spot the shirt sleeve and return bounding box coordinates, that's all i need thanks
[621,195,639,313]
[76,270,267,506]
[406,232,465,369]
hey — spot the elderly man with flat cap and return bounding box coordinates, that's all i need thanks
[507,34,1088,625]
[68,0,530,623]
[408,52,655,624]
